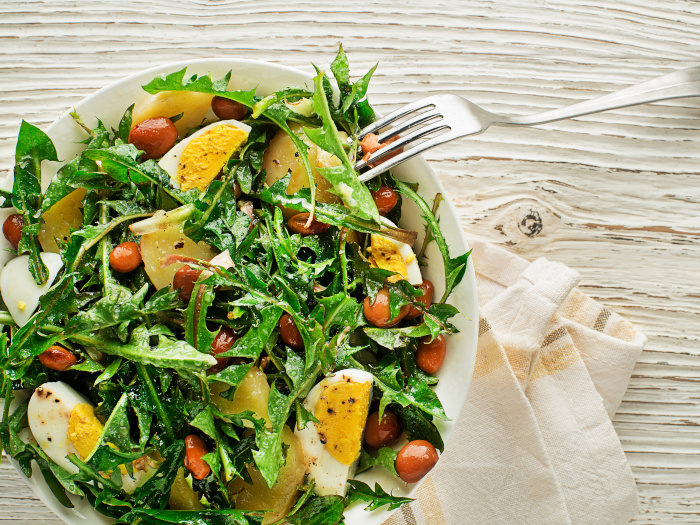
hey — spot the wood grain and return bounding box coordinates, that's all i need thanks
[1,0,699,522]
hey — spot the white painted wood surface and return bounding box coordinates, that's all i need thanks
[1,0,699,522]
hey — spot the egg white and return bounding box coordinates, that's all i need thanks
[0,252,63,327]
[295,368,373,497]
[158,119,252,189]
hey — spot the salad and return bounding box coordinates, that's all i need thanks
[0,47,470,525]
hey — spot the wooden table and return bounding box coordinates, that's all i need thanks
[1,1,698,523]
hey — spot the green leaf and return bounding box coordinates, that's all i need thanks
[286,495,344,525]
[86,392,134,460]
[218,305,282,360]
[345,480,413,511]
[131,440,185,510]
[208,362,254,388]
[364,323,431,349]
[304,72,380,224]
[398,404,444,452]
[15,120,58,178]
[117,104,134,143]
[128,508,263,525]
[357,445,399,476]
[68,328,217,373]
[184,284,219,354]
[393,178,472,302]
[257,174,416,245]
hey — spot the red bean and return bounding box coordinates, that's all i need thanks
[395,440,439,483]
[184,435,211,480]
[287,213,330,236]
[279,313,303,351]
[363,288,409,328]
[109,241,142,273]
[128,117,178,160]
[370,186,399,215]
[38,346,77,371]
[416,334,447,374]
[211,96,249,121]
[3,213,23,250]
[364,410,402,449]
[172,265,203,302]
[208,326,238,374]
[405,279,434,320]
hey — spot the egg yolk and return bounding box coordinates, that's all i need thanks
[68,403,104,459]
[367,235,408,283]
[177,125,248,191]
[314,381,372,466]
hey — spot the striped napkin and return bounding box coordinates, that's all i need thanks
[383,240,646,525]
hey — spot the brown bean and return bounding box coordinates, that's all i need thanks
[38,346,77,371]
[364,410,402,449]
[287,213,330,236]
[109,241,142,273]
[208,326,238,374]
[184,435,211,480]
[172,264,203,302]
[395,440,439,483]
[370,185,398,215]
[405,279,434,320]
[211,96,249,121]
[416,334,447,374]
[363,288,409,328]
[279,313,303,351]
[128,117,178,160]
[360,133,403,167]
[3,213,23,250]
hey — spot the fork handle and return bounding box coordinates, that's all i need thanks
[495,66,700,127]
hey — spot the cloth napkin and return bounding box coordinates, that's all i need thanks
[383,240,646,525]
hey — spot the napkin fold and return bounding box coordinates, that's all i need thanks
[383,240,646,525]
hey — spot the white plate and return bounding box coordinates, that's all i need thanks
[7,59,478,525]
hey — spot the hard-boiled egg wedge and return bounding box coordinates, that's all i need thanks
[159,119,251,192]
[295,369,373,496]
[367,218,422,285]
[1,252,63,327]
[28,382,156,492]
[0,208,18,283]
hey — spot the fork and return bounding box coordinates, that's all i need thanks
[355,66,700,181]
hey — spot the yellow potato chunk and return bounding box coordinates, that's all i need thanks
[140,225,216,290]
[314,381,372,465]
[262,126,341,219]
[228,426,305,524]
[132,91,214,137]
[38,189,86,253]
[210,367,270,426]
[177,125,248,191]
[169,468,204,510]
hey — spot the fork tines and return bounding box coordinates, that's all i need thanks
[355,95,455,181]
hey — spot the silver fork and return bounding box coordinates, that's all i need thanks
[355,66,700,181]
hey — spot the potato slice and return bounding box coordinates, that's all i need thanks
[210,366,270,426]
[228,426,306,524]
[132,91,214,137]
[37,189,86,253]
[140,225,215,290]
[262,126,341,219]
[168,467,203,510]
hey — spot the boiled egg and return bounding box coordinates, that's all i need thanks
[295,369,373,496]
[367,218,422,286]
[0,252,63,327]
[158,120,251,192]
[28,381,156,492]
